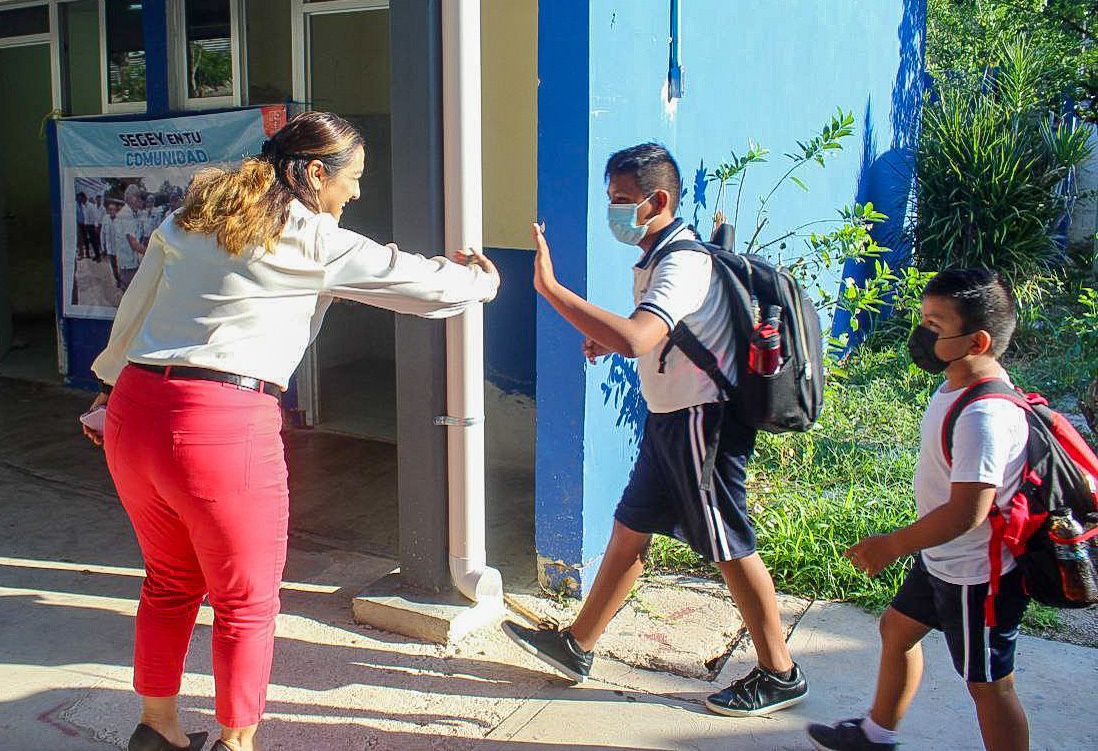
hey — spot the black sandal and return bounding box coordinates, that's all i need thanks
[128,723,208,751]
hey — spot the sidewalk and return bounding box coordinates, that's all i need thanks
[1,377,1095,750]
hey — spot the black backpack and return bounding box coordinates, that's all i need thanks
[649,230,825,488]
[943,379,1098,625]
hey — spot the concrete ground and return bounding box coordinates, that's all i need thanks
[1,376,1096,750]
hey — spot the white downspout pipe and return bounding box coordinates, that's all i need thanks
[441,0,503,606]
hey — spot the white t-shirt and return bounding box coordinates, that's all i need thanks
[914,373,1029,584]
[632,220,735,414]
[92,200,499,390]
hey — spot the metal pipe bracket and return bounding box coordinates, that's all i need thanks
[433,415,485,427]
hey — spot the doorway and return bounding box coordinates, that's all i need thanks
[0,37,57,381]
[296,2,396,442]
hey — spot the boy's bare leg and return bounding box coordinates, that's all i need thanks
[568,521,651,651]
[716,553,793,673]
[968,675,1028,751]
[868,607,930,729]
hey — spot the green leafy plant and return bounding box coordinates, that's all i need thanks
[927,0,1098,123]
[706,111,940,360]
[706,110,909,343]
[915,38,1094,284]
[708,141,769,232]
[708,108,856,257]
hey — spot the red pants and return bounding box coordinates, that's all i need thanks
[105,364,288,727]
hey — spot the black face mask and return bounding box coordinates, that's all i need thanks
[907,325,971,374]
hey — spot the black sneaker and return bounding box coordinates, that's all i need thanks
[501,619,593,683]
[806,718,897,750]
[704,662,808,717]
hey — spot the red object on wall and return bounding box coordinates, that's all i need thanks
[261,105,287,136]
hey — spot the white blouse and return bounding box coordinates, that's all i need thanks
[91,200,499,390]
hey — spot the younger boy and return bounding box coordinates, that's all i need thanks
[502,143,807,716]
[807,269,1030,751]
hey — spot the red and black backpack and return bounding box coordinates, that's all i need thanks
[942,378,1098,626]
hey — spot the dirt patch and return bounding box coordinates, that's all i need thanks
[505,574,812,680]
[1026,606,1098,647]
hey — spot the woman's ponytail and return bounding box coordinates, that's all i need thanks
[174,111,363,256]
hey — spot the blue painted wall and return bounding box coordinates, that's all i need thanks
[536,0,925,591]
[484,247,535,397]
[534,0,592,592]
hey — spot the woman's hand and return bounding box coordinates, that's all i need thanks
[583,338,612,364]
[531,222,558,297]
[447,247,499,278]
[81,392,109,446]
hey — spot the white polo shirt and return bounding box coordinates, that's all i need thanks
[632,220,735,414]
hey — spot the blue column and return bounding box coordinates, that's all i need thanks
[142,0,171,115]
[534,1,591,593]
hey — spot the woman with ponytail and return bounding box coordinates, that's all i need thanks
[81,111,499,751]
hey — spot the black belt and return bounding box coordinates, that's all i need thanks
[130,362,283,399]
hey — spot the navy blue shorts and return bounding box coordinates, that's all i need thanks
[891,556,1030,683]
[614,402,757,562]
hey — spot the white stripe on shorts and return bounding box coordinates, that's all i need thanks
[962,584,971,679]
[688,406,731,560]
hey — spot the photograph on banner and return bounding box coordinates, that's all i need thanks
[70,174,188,308]
[57,105,286,319]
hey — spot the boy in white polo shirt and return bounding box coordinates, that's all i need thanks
[808,269,1030,751]
[502,143,807,717]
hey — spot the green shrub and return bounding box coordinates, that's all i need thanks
[915,39,1093,284]
[927,0,1098,123]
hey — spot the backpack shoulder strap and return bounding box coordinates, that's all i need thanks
[657,322,736,396]
[941,378,1032,466]
[648,239,742,396]
[648,237,711,269]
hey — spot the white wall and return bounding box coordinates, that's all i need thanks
[1070,125,1098,256]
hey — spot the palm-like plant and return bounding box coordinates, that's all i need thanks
[915,39,1093,285]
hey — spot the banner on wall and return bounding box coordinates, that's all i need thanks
[57,106,286,319]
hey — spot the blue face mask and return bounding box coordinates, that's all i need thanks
[607,194,655,246]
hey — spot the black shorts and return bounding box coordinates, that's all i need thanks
[891,556,1030,683]
[614,402,756,562]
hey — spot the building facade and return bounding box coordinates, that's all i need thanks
[0,0,925,595]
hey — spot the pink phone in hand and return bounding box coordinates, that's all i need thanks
[79,405,107,434]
